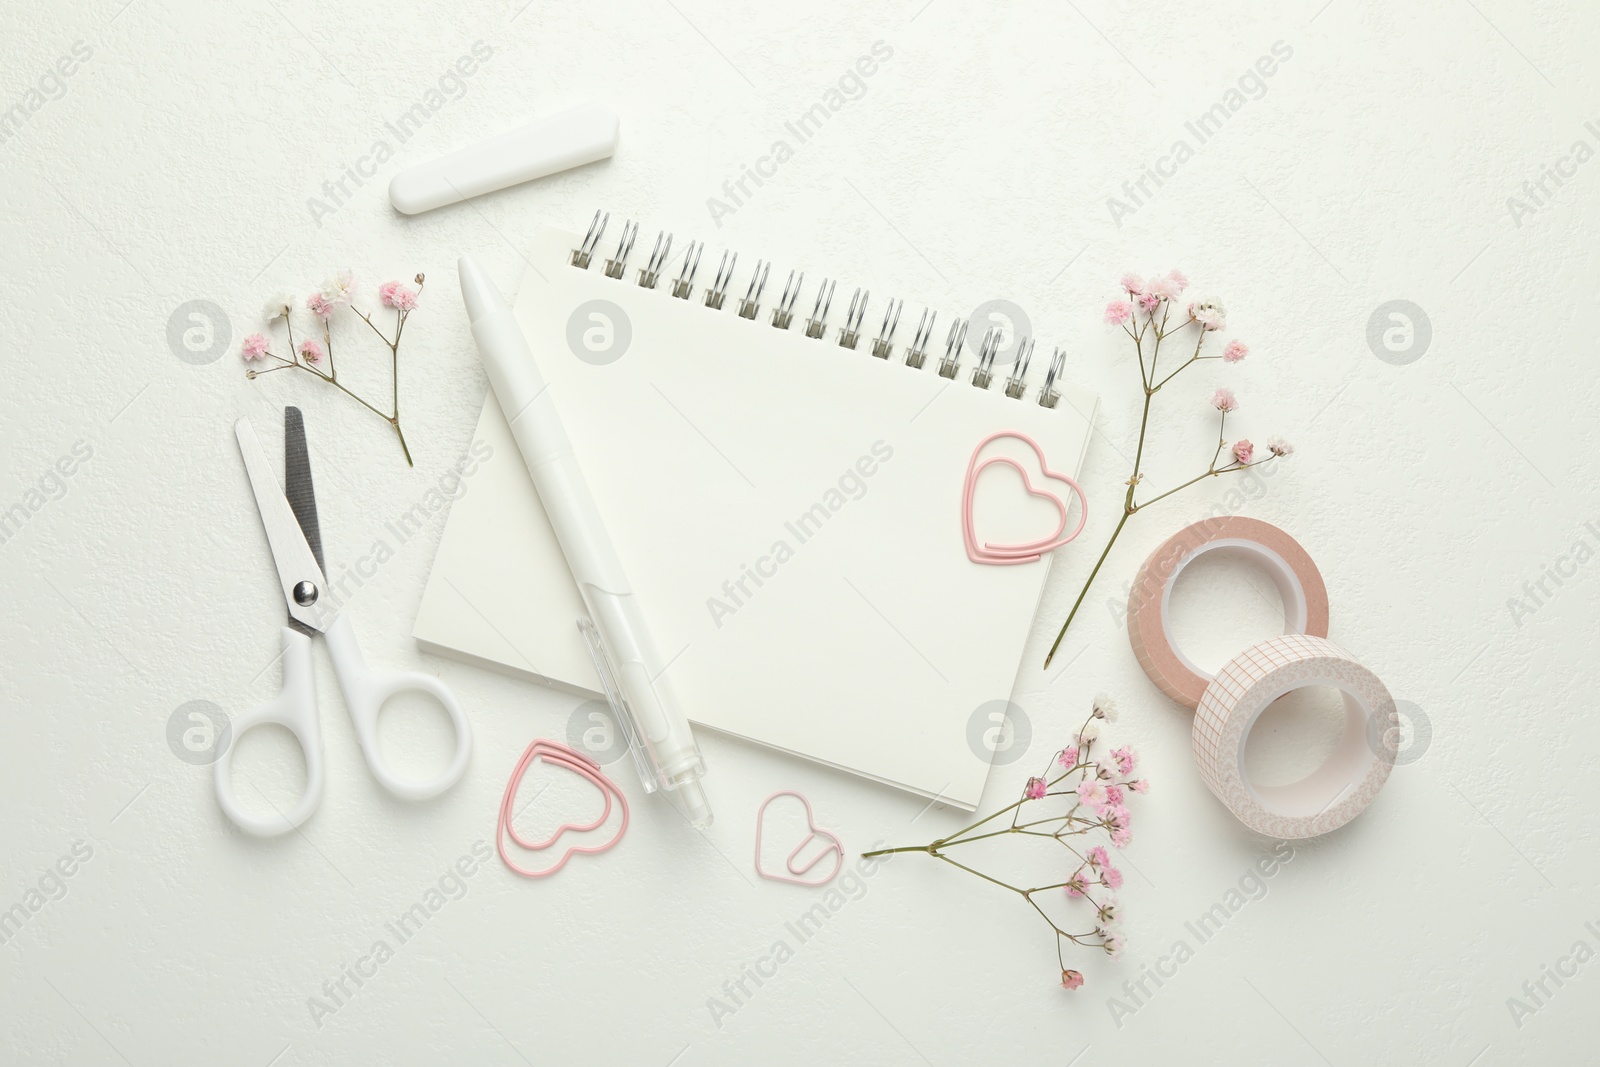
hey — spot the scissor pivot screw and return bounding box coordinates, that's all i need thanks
[293,581,319,606]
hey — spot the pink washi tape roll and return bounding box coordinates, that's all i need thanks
[1127,516,1329,709]
[1193,634,1395,838]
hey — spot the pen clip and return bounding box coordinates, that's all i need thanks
[577,616,661,794]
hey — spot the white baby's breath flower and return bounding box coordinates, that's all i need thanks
[1188,297,1227,332]
[1078,718,1101,744]
[1093,692,1119,721]
[321,269,356,305]
[263,293,295,321]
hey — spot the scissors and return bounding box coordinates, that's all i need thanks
[216,407,472,836]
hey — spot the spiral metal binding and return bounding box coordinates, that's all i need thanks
[772,271,803,329]
[705,251,736,310]
[939,319,967,378]
[638,232,672,289]
[672,241,703,299]
[839,289,869,350]
[604,220,638,280]
[805,280,836,338]
[1040,347,1066,408]
[737,260,770,320]
[971,329,1002,389]
[573,210,608,269]
[906,309,935,369]
[872,299,903,359]
[1005,338,1035,399]
[566,212,1078,411]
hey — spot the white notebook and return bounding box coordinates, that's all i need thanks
[416,220,1097,809]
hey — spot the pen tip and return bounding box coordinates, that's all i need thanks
[457,254,504,323]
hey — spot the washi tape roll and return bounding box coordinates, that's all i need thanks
[1193,633,1395,838]
[1127,516,1330,708]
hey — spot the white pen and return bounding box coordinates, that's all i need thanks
[459,254,713,828]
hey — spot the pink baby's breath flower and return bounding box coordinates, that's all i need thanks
[1150,273,1185,301]
[1164,268,1188,293]
[1058,745,1079,769]
[1137,291,1160,313]
[1106,805,1132,847]
[1024,776,1048,801]
[1130,779,1149,794]
[1212,387,1238,413]
[1106,784,1125,806]
[1103,865,1125,889]
[1120,272,1146,295]
[307,292,335,320]
[1060,969,1085,990]
[240,333,270,361]
[1087,845,1110,868]
[379,280,420,311]
[1268,436,1294,457]
[1223,339,1248,363]
[1233,439,1255,464]
[1103,933,1126,958]
[298,339,326,366]
[1076,779,1109,811]
[1065,867,1092,898]
[1111,746,1136,777]
[1105,300,1133,325]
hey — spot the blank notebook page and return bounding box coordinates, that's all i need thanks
[416,225,1097,809]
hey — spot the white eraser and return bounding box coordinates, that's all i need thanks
[389,102,619,215]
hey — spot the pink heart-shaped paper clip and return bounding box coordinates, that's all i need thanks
[961,430,1088,565]
[754,790,843,887]
[496,739,628,878]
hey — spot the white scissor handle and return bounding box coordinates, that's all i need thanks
[214,627,326,836]
[323,614,473,800]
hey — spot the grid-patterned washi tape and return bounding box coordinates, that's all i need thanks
[1193,634,1395,838]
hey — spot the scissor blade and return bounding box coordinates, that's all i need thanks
[235,416,333,634]
[284,407,325,574]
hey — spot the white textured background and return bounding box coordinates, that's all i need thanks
[2,0,1596,1063]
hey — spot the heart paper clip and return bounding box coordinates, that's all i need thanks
[754,790,844,887]
[496,739,629,878]
[961,430,1088,565]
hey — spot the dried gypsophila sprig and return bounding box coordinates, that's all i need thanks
[239,272,426,466]
[1042,271,1295,668]
[863,694,1147,991]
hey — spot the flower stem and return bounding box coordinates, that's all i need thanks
[1043,311,1231,670]
[1136,457,1276,511]
[934,853,1027,895]
[1042,510,1129,668]
[392,419,414,466]
[859,844,935,858]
